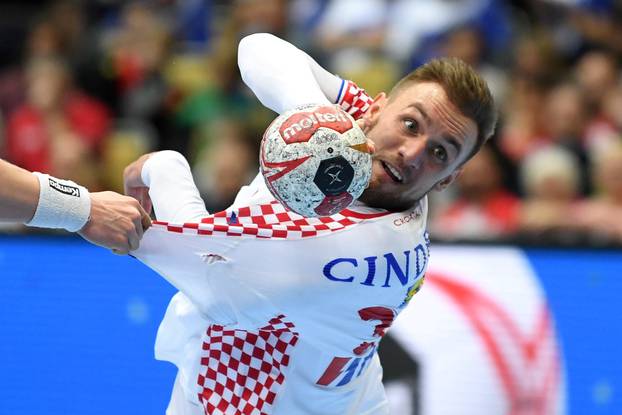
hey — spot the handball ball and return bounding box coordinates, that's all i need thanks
[260,104,372,217]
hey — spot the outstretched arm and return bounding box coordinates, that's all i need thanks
[238,33,372,118]
[0,159,40,222]
[0,158,150,254]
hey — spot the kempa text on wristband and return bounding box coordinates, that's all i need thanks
[26,173,91,232]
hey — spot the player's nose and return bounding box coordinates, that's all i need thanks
[398,136,426,169]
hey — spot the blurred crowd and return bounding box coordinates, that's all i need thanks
[0,0,621,246]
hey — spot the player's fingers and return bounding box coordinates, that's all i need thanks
[366,138,376,154]
[133,195,152,233]
[141,208,152,231]
[142,191,153,216]
[133,209,145,241]
[112,247,129,255]
[128,229,140,251]
[134,187,152,213]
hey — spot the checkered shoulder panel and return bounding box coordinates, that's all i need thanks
[337,80,374,120]
[197,314,298,415]
[152,200,390,239]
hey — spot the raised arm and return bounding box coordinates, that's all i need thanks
[124,35,374,224]
[238,33,374,119]
[238,33,337,114]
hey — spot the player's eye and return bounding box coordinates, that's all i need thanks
[404,119,419,135]
[432,145,448,162]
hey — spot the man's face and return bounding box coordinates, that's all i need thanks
[358,82,479,211]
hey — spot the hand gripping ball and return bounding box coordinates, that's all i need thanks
[260,104,372,217]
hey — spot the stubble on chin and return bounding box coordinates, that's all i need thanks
[358,185,416,212]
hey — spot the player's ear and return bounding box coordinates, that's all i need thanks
[434,168,462,191]
[363,92,387,129]
[372,92,387,104]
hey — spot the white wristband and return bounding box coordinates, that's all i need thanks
[26,173,92,232]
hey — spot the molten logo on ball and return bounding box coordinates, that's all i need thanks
[261,104,372,217]
[279,107,352,144]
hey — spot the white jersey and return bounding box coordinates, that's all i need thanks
[133,32,427,414]
[135,164,429,415]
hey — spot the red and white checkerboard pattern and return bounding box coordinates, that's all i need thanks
[197,315,299,415]
[152,200,389,240]
[337,80,374,120]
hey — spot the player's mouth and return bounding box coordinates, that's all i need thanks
[381,161,403,183]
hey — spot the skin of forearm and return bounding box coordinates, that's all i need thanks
[0,159,40,223]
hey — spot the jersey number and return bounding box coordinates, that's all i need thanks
[316,306,396,386]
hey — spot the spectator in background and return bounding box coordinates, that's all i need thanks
[511,31,564,86]
[102,2,175,150]
[172,0,274,130]
[0,16,64,121]
[44,0,88,63]
[565,1,622,55]
[168,0,287,170]
[499,78,546,162]
[502,81,591,193]
[0,0,618,249]
[499,31,562,163]
[597,83,622,148]
[542,82,592,193]
[440,25,508,104]
[383,0,493,65]
[577,53,622,155]
[309,0,397,97]
[574,50,620,115]
[5,56,110,190]
[518,145,584,242]
[192,118,257,213]
[27,18,63,59]
[229,0,289,38]
[431,145,520,241]
[575,143,622,243]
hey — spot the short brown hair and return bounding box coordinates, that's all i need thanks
[389,57,497,164]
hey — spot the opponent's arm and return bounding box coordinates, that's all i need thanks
[0,158,150,253]
[238,33,373,118]
[0,159,41,222]
[124,151,208,224]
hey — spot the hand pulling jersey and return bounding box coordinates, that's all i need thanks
[134,33,429,415]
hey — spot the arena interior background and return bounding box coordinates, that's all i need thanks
[1,0,622,414]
